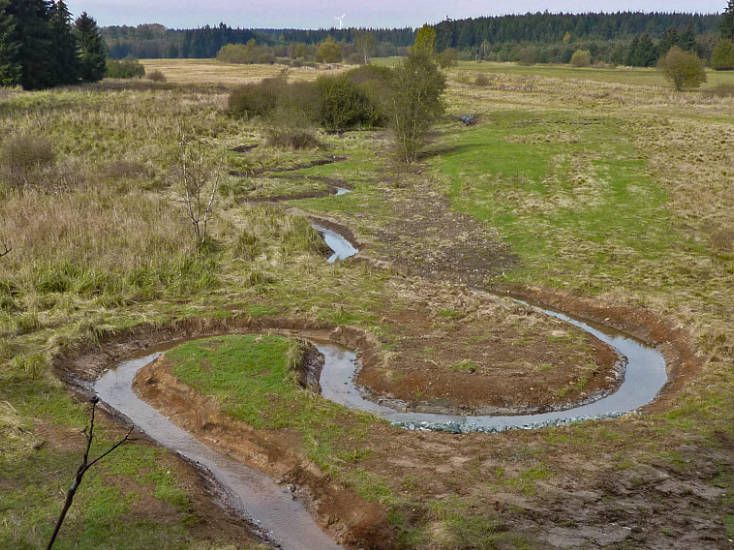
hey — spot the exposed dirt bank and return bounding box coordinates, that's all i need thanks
[51,284,702,549]
[493,284,702,413]
[52,315,395,549]
[135,350,393,548]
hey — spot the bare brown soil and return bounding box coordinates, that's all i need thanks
[352,280,622,414]
[375,178,517,288]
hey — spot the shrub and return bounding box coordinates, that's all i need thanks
[316,75,379,132]
[516,47,538,65]
[342,65,392,124]
[570,49,592,67]
[228,71,386,131]
[228,77,286,118]
[266,128,322,150]
[217,41,276,64]
[106,59,145,79]
[437,48,459,68]
[0,135,55,187]
[711,40,734,71]
[146,70,167,82]
[474,74,490,86]
[658,46,706,91]
[317,37,342,63]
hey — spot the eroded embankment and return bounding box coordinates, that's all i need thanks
[53,316,396,550]
[493,285,702,413]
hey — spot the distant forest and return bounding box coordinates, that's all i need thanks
[102,12,722,63]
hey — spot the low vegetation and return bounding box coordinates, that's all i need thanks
[659,46,707,90]
[105,58,145,79]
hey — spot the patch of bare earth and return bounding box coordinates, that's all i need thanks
[375,178,516,288]
[356,279,621,414]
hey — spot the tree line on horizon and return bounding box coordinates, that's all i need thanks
[101,12,722,61]
[0,0,106,89]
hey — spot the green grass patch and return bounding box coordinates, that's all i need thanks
[167,334,383,478]
[433,110,691,291]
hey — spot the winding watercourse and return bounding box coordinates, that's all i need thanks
[89,187,668,548]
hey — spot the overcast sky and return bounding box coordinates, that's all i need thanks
[67,1,723,29]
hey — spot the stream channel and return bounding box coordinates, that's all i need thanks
[88,210,668,549]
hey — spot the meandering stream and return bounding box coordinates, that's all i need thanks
[86,213,669,549]
[94,354,343,550]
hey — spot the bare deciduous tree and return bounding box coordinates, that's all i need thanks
[177,127,222,245]
[47,397,133,550]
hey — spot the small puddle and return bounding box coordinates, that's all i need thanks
[94,356,342,550]
[311,224,359,263]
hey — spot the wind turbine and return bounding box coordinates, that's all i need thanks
[334,14,346,30]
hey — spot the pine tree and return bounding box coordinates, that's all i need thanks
[49,0,78,85]
[6,0,55,90]
[638,33,658,66]
[625,35,640,65]
[679,24,697,52]
[658,27,680,56]
[75,12,105,82]
[723,0,734,40]
[0,0,22,86]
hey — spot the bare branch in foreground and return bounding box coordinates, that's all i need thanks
[46,397,134,550]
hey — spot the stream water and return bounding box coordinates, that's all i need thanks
[94,355,343,550]
[89,218,669,548]
[317,307,668,433]
[311,223,359,263]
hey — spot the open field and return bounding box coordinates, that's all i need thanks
[140,58,347,86]
[2,59,734,548]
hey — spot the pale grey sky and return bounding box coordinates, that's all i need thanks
[68,1,722,29]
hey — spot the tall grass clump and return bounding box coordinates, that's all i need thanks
[235,205,329,261]
[266,128,322,150]
[0,135,56,188]
[0,186,219,306]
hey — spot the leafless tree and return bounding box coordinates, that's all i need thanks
[47,397,134,550]
[177,127,222,245]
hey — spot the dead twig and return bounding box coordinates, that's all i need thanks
[46,397,134,550]
[0,241,11,258]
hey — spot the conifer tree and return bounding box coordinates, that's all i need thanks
[722,0,734,40]
[658,27,680,56]
[0,0,21,86]
[49,0,78,85]
[75,12,105,82]
[5,0,55,90]
[679,24,697,51]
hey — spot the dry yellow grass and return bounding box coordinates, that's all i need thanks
[141,58,348,86]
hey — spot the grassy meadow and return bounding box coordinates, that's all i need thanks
[1,58,734,548]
